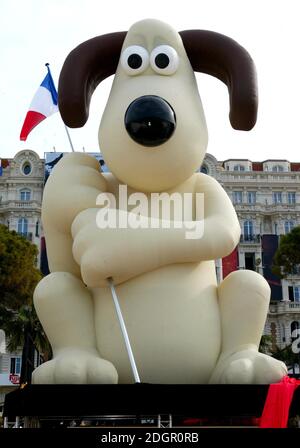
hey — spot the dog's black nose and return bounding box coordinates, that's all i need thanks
[124,95,176,147]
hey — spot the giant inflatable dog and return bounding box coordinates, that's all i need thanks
[32,19,287,384]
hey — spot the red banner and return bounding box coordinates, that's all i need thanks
[222,247,238,279]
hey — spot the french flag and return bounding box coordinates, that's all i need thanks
[20,64,58,141]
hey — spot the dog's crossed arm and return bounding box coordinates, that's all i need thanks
[69,169,240,288]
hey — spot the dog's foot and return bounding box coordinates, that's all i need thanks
[209,349,287,384]
[32,348,118,384]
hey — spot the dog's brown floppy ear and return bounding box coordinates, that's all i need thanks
[179,30,258,130]
[58,32,127,127]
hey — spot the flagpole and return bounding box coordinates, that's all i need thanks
[107,277,141,383]
[64,124,75,152]
[45,63,75,152]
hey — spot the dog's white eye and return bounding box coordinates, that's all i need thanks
[121,46,149,75]
[150,45,179,75]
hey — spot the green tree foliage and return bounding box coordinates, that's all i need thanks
[259,335,273,354]
[0,224,41,308]
[0,304,51,356]
[0,224,51,358]
[272,226,300,278]
[260,334,300,373]
[272,344,299,370]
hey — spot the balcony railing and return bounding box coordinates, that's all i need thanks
[269,302,300,313]
[234,203,300,212]
[221,172,300,183]
[0,200,41,210]
[240,234,261,244]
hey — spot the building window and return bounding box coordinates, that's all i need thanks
[288,192,296,204]
[272,192,282,204]
[233,191,243,204]
[284,220,294,234]
[244,220,254,240]
[10,356,22,375]
[20,189,31,201]
[272,165,284,172]
[200,164,208,174]
[22,162,32,176]
[245,252,256,270]
[294,286,300,302]
[291,321,300,340]
[18,217,28,235]
[247,191,256,204]
[234,164,245,171]
[35,220,39,237]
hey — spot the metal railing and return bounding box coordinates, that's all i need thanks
[240,234,261,243]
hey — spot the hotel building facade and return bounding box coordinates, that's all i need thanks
[0,149,299,406]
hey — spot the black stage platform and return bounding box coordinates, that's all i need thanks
[3,384,300,422]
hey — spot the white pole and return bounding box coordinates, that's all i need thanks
[107,277,141,383]
[64,124,75,152]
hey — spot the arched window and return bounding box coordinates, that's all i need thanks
[272,165,284,172]
[20,189,31,201]
[244,220,254,241]
[18,218,28,235]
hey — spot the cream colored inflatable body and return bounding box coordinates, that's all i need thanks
[32,19,287,384]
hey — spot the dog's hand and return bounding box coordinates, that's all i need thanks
[71,208,170,287]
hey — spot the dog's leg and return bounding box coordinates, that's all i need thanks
[209,270,287,384]
[32,272,118,384]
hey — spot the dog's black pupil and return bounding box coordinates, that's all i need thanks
[128,54,142,69]
[155,53,169,69]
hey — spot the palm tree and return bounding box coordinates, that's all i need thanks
[260,335,299,375]
[272,344,299,375]
[259,335,273,354]
[0,304,51,383]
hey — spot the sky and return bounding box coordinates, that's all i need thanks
[1,0,300,162]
